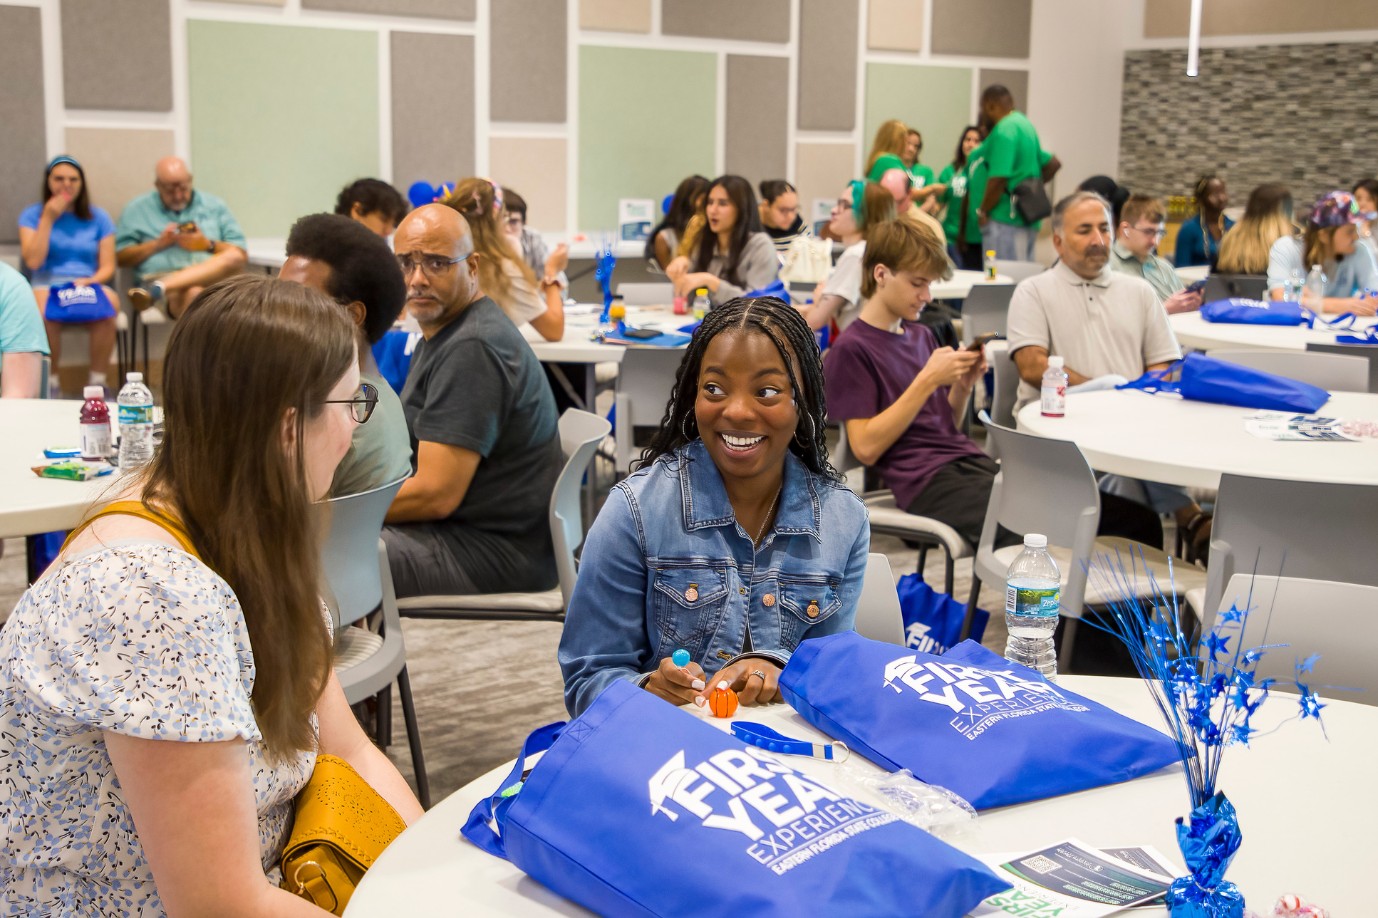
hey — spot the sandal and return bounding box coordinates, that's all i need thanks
[1181,512,1212,566]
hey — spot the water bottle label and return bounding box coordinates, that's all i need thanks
[1005,584,1060,617]
[1040,383,1065,417]
[118,404,152,425]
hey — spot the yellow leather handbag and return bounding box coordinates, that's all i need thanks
[280,754,407,915]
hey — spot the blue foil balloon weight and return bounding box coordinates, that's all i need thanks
[1166,793,1245,917]
[595,240,616,325]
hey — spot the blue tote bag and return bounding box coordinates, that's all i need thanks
[896,573,988,653]
[779,632,1180,810]
[1200,297,1312,326]
[462,680,1009,917]
[1117,352,1330,413]
[44,282,116,323]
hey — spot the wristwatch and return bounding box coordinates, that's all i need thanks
[207,239,218,255]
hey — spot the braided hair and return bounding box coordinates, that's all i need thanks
[636,296,839,481]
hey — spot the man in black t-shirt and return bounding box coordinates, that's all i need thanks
[383,204,562,597]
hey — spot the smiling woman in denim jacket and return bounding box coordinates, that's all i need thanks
[559,297,869,717]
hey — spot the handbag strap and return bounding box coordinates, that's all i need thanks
[1319,311,1357,330]
[1115,358,1182,397]
[461,721,564,860]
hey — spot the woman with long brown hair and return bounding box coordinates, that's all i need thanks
[1267,190,1378,315]
[0,275,422,914]
[1217,183,1293,276]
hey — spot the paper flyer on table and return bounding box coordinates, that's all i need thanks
[971,838,1176,917]
[1244,411,1359,441]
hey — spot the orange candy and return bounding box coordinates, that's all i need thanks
[708,683,739,718]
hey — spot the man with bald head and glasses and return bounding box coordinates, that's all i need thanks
[115,156,248,318]
[1110,193,1202,315]
[381,204,562,598]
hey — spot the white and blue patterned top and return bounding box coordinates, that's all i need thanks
[0,543,315,915]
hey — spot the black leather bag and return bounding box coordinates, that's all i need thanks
[1012,176,1052,223]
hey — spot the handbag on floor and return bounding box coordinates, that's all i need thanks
[44,282,117,323]
[779,632,1179,810]
[280,754,407,915]
[461,679,1009,917]
[1117,352,1330,412]
[896,573,988,653]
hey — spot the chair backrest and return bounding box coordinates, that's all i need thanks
[1305,342,1378,393]
[613,346,683,474]
[854,552,904,645]
[1214,574,1378,704]
[979,420,1101,617]
[38,355,51,400]
[993,260,1045,283]
[1202,273,1267,303]
[551,408,612,603]
[958,283,1015,345]
[986,340,1020,432]
[616,282,674,306]
[321,477,408,628]
[1202,474,1378,630]
[1210,348,1369,392]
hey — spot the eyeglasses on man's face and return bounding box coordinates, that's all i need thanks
[395,251,472,277]
[324,382,379,424]
[1132,224,1167,240]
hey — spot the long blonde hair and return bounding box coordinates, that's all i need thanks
[1218,183,1293,275]
[865,119,910,176]
[444,177,535,301]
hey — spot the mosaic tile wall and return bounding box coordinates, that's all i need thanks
[1118,43,1378,212]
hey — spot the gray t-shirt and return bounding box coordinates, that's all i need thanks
[399,296,562,592]
[705,231,781,305]
[1007,262,1180,410]
[330,367,413,498]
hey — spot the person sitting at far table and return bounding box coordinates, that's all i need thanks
[1111,194,1202,314]
[1267,190,1378,317]
[335,178,408,238]
[667,175,780,307]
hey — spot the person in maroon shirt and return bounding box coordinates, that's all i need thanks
[823,219,1160,550]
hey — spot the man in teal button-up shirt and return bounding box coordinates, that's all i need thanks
[115,157,248,318]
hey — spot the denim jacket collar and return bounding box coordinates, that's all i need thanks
[678,439,823,542]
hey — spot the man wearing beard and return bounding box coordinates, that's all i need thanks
[382,204,562,598]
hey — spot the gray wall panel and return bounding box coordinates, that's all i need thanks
[979,69,1029,114]
[61,0,173,111]
[725,56,788,181]
[931,0,1030,59]
[662,0,789,43]
[0,7,46,245]
[304,0,475,19]
[392,32,475,190]
[490,0,566,122]
[797,0,857,132]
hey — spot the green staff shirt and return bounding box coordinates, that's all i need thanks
[982,111,1052,229]
[115,189,247,283]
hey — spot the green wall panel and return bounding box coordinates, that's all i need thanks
[863,63,973,179]
[188,21,379,239]
[578,46,715,231]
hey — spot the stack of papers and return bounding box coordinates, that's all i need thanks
[973,838,1178,917]
[1244,412,1359,441]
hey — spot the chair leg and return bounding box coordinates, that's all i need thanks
[397,666,431,809]
[943,549,956,597]
[376,685,393,750]
[1058,617,1079,673]
[960,572,982,642]
[917,545,930,581]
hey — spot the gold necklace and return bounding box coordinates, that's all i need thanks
[749,487,782,547]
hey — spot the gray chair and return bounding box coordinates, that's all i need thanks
[322,476,430,808]
[613,346,682,476]
[396,409,611,623]
[1211,349,1368,392]
[1191,474,1378,632]
[831,423,970,595]
[1211,574,1378,705]
[1201,273,1267,303]
[993,260,1044,283]
[1305,342,1378,393]
[958,283,1015,346]
[854,552,905,645]
[616,282,674,306]
[986,341,1021,433]
[971,420,1206,670]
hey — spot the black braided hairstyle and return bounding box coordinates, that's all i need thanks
[636,296,839,481]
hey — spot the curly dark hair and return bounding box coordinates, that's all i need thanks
[637,296,838,480]
[334,178,408,226]
[284,213,406,345]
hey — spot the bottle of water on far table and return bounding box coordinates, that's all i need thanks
[1041,356,1067,418]
[117,372,155,471]
[1285,267,1306,302]
[1301,264,1327,311]
[1004,534,1061,679]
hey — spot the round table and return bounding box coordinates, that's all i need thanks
[1169,311,1377,353]
[344,676,1372,916]
[1016,389,1378,490]
[0,399,118,539]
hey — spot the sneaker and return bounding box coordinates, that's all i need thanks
[127,283,164,313]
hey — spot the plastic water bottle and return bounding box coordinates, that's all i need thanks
[117,372,155,470]
[1285,267,1306,302]
[1041,356,1067,418]
[985,249,997,281]
[1004,534,1061,678]
[692,288,710,320]
[79,386,111,460]
[1301,264,1326,311]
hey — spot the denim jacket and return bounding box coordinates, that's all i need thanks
[558,439,869,717]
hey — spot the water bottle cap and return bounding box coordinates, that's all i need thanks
[126,372,144,382]
[1023,533,1048,548]
[83,385,104,399]
[1047,356,1064,368]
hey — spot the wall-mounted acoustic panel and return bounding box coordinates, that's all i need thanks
[62,0,173,111]
[662,0,789,43]
[491,0,566,123]
[725,56,789,183]
[0,6,46,244]
[797,0,858,132]
[392,32,476,191]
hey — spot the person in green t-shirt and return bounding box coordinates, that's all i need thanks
[974,85,1061,262]
[902,129,942,208]
[936,125,985,271]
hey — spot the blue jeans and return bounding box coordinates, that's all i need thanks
[983,220,1037,261]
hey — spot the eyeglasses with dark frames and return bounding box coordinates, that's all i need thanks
[395,251,472,277]
[324,382,379,424]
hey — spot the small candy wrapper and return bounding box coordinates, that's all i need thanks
[1167,791,1246,918]
[33,461,110,481]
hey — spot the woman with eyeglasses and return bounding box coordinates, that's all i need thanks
[803,181,896,331]
[0,275,423,915]
[445,177,569,342]
[559,297,868,718]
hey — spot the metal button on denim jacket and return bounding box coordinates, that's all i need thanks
[558,440,869,717]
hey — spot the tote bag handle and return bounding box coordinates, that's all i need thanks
[460,721,564,859]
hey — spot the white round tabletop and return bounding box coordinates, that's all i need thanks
[345,676,1372,917]
[1016,389,1378,490]
[1169,311,1377,354]
[0,399,119,540]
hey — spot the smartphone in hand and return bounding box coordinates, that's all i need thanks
[967,332,1000,352]
[178,221,198,233]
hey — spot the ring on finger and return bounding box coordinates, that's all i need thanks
[750,669,767,681]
